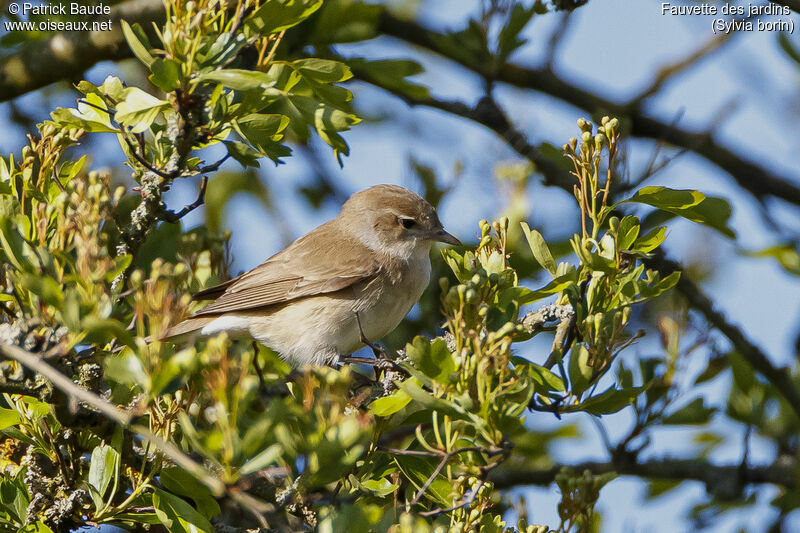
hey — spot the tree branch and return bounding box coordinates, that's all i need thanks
[0,0,165,101]
[5,2,798,211]
[489,457,798,494]
[376,12,800,208]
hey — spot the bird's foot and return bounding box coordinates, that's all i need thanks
[354,311,391,360]
[338,355,397,370]
[252,341,267,390]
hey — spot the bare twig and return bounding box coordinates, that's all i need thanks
[122,134,172,179]
[161,176,209,222]
[196,154,231,174]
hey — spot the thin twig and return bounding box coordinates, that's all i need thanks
[161,176,208,222]
[122,134,172,179]
[196,154,230,174]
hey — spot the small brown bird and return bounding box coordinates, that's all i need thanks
[164,185,460,366]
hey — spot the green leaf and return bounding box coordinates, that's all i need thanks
[568,344,593,397]
[497,3,535,60]
[742,244,800,277]
[521,222,557,275]
[0,408,20,430]
[88,444,119,508]
[150,348,198,396]
[81,317,134,348]
[312,0,381,43]
[405,336,456,384]
[115,87,169,133]
[104,349,148,388]
[160,467,221,519]
[293,58,352,83]
[359,477,399,497]
[121,20,155,67]
[223,141,262,168]
[570,386,644,416]
[662,398,715,425]
[20,274,64,308]
[100,76,126,102]
[396,379,471,423]
[245,0,324,35]
[0,198,26,270]
[393,455,453,507]
[49,93,118,133]
[347,57,429,100]
[239,444,282,476]
[105,254,132,283]
[514,358,566,393]
[152,488,213,533]
[194,69,274,91]
[369,389,412,417]
[632,226,667,253]
[21,522,54,533]
[289,96,360,163]
[149,58,182,92]
[616,215,640,251]
[233,113,291,162]
[518,272,577,305]
[441,248,472,282]
[621,186,734,238]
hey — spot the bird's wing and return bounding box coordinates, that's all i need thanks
[191,221,380,316]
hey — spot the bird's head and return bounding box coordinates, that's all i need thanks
[341,185,460,258]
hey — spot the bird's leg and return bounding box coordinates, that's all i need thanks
[251,341,266,390]
[354,311,390,360]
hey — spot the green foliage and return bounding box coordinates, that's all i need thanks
[49,0,359,169]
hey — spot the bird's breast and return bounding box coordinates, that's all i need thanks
[354,252,431,344]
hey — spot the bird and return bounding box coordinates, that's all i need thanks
[163,184,460,367]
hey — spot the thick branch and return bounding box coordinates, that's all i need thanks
[490,457,798,493]
[5,2,798,210]
[0,0,165,101]
[377,12,800,208]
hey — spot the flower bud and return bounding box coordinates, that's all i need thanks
[439,277,450,293]
[569,137,578,151]
[594,133,605,148]
[465,288,477,303]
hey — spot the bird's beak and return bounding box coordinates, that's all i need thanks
[431,228,461,246]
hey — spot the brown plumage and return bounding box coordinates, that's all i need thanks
[163,185,459,366]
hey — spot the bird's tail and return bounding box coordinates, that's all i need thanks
[161,316,216,341]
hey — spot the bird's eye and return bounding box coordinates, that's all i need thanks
[400,218,416,229]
